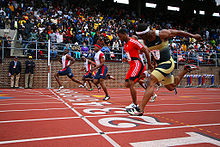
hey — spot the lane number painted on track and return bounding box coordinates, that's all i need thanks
[83,108,127,114]
[130,132,220,146]
[99,116,170,128]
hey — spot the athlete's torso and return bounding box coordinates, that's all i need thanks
[62,54,70,69]
[94,50,105,66]
[124,38,144,64]
[145,30,171,63]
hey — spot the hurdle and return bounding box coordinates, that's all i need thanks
[184,74,215,88]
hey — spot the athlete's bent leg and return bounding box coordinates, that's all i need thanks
[100,78,109,96]
[140,75,159,113]
[128,80,138,105]
[70,77,84,85]
[54,73,62,87]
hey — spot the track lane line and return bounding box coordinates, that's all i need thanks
[0,102,62,105]
[1,109,219,123]
[0,107,68,113]
[49,89,120,147]
[0,123,219,145]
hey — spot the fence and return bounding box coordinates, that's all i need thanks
[1,39,220,67]
[0,39,219,88]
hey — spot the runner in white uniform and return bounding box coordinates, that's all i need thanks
[55,48,84,91]
[81,56,100,91]
[91,44,110,100]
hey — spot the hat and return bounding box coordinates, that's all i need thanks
[14,56,18,58]
[28,56,32,59]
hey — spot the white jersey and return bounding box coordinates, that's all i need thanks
[84,59,91,72]
[62,54,70,69]
[94,50,105,66]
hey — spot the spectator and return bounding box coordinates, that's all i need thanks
[73,42,81,59]
[56,31,63,44]
[101,45,111,60]
[25,56,35,89]
[81,42,89,57]
[50,45,58,58]
[9,56,21,88]
[49,30,56,43]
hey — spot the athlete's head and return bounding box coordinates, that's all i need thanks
[94,44,102,52]
[118,29,129,42]
[81,55,86,61]
[64,48,69,54]
[136,23,151,39]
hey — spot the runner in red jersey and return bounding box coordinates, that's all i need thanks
[118,29,152,110]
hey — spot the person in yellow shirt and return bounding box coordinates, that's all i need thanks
[181,43,187,52]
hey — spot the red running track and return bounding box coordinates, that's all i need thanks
[0,88,219,146]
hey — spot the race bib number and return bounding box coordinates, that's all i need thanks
[151,50,160,60]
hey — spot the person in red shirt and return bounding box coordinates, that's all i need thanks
[118,29,152,110]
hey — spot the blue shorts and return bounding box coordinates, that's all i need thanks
[94,64,108,79]
[58,67,74,78]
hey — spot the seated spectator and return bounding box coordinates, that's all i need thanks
[72,42,81,59]
[50,45,58,58]
[49,30,56,43]
[81,42,89,57]
[101,45,110,60]
[56,31,63,44]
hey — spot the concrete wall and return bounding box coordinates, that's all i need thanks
[0,58,219,88]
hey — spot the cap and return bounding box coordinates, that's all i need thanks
[28,56,32,59]
[14,56,18,58]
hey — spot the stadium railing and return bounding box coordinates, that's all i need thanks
[0,39,219,68]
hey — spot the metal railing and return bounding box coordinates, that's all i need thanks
[0,39,219,68]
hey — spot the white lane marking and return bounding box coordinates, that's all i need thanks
[0,107,68,113]
[0,102,61,105]
[0,133,99,145]
[149,109,220,114]
[148,102,220,106]
[0,123,219,145]
[49,89,120,147]
[0,98,58,101]
[130,132,220,146]
[1,109,219,123]
[105,123,220,135]
[0,117,79,123]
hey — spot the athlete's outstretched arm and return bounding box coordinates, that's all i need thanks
[159,29,202,40]
[65,54,75,68]
[141,46,153,70]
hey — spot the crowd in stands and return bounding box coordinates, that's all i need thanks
[0,0,219,64]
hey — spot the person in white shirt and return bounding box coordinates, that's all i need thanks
[90,44,110,100]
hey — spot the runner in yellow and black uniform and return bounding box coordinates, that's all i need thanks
[126,23,202,116]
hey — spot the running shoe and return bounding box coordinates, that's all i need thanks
[57,86,64,92]
[149,94,157,102]
[88,88,93,91]
[103,96,110,101]
[184,64,199,72]
[126,106,143,116]
[125,103,139,109]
